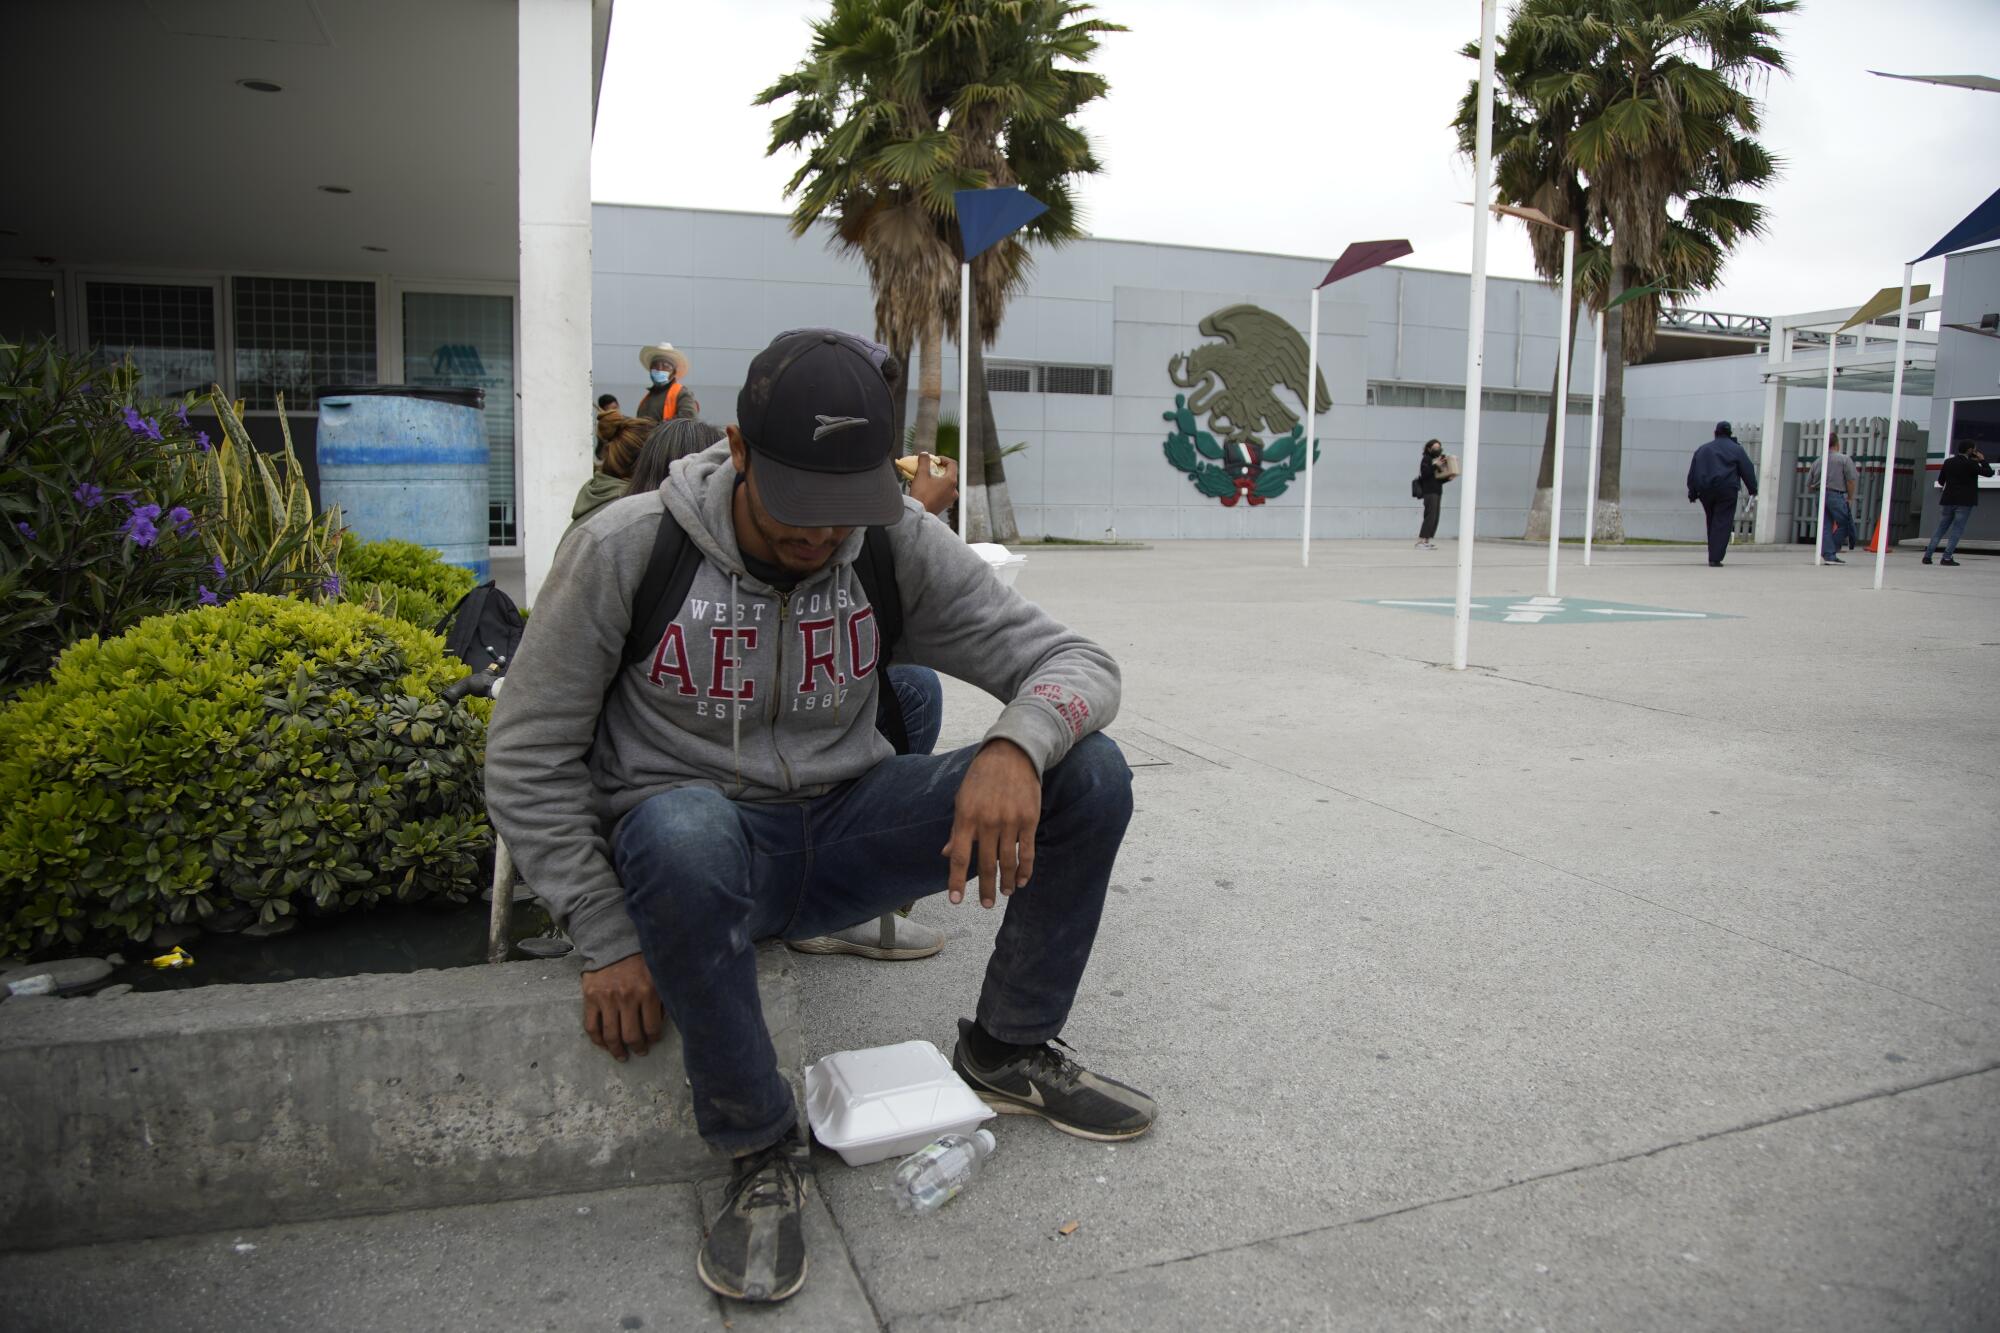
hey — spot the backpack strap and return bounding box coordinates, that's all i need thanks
[855,525,910,754]
[621,506,705,668]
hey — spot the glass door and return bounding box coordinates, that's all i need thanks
[401,292,517,546]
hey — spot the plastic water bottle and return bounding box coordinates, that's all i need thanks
[889,1129,997,1214]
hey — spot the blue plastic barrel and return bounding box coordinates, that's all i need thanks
[316,386,490,580]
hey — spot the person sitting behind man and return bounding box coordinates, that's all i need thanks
[485,328,1153,1305]
[570,411,651,533]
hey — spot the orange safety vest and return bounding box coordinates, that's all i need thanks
[646,381,683,420]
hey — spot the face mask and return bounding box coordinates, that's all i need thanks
[649,369,672,385]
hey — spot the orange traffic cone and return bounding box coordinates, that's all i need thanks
[1864,512,1887,554]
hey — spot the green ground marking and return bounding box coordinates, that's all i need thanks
[1360,594,1737,625]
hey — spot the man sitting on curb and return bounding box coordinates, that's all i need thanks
[486,329,1155,1305]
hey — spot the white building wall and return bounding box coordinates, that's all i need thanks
[591,203,1773,542]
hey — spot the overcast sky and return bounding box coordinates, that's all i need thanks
[593,0,2000,318]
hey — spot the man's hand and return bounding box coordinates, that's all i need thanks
[909,453,960,517]
[942,739,1041,907]
[580,954,663,1062]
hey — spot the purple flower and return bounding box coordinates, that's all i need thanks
[122,505,161,548]
[121,407,162,441]
[15,522,34,540]
[73,482,104,508]
[168,505,194,536]
[196,430,211,451]
[176,403,191,428]
[321,573,344,598]
[212,555,227,582]
[198,585,220,606]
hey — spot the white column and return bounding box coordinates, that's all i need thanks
[958,260,971,542]
[1451,0,1499,672]
[1585,310,1603,566]
[1545,228,1573,597]
[517,0,595,604]
[1754,326,1787,546]
[1813,326,1837,565]
[1875,264,1914,591]
[1302,286,1319,568]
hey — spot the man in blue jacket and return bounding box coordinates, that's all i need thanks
[1687,421,1759,566]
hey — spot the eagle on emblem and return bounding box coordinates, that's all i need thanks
[1162,304,1329,507]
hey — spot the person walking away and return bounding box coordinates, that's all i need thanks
[1924,439,1994,566]
[636,342,700,422]
[1686,421,1758,567]
[570,412,651,534]
[486,329,1154,1305]
[1807,434,1859,564]
[1414,439,1451,550]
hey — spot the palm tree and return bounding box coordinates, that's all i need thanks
[761,0,1120,541]
[1458,0,1792,541]
[759,1,968,453]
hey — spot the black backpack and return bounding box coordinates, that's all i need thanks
[618,511,911,753]
[439,582,528,675]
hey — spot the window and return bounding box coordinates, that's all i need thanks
[232,277,377,412]
[403,292,517,546]
[84,280,218,397]
[986,362,1034,394]
[1042,363,1112,396]
[985,359,1112,396]
[1367,381,1593,414]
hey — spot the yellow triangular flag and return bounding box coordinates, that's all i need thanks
[1839,284,1932,331]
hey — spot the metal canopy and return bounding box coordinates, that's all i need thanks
[1758,295,1941,396]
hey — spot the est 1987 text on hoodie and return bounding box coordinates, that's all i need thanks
[484,444,1122,969]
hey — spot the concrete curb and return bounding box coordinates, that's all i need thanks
[0,947,801,1252]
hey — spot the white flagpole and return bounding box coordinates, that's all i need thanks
[1546,228,1574,597]
[1814,320,1837,565]
[1875,263,1914,590]
[958,259,971,542]
[1586,309,1603,567]
[1303,286,1320,568]
[1452,0,1498,671]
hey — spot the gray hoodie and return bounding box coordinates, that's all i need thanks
[485,444,1121,968]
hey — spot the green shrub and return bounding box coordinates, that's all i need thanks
[0,595,492,958]
[0,339,225,689]
[338,537,477,633]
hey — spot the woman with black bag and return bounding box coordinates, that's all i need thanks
[1413,438,1453,550]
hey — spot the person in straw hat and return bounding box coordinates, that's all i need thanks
[636,341,700,423]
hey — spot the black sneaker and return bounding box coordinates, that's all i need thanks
[1941,558,1961,566]
[697,1128,810,1303]
[950,1018,1156,1141]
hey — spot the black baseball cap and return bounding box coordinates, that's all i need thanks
[736,329,903,528]
[1715,420,1733,436]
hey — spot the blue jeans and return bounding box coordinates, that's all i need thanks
[611,731,1135,1154]
[1820,493,1854,559]
[886,664,942,755]
[1925,505,1972,559]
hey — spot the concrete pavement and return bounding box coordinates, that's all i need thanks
[6,539,1996,1330]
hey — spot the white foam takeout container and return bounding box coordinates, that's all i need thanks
[804,1040,996,1167]
[967,542,1027,590]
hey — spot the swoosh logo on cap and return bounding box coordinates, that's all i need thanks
[813,414,869,439]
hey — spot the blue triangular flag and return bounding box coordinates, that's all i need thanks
[955,187,1050,261]
[1915,185,2000,262]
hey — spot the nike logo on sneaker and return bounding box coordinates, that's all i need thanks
[813,414,869,439]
